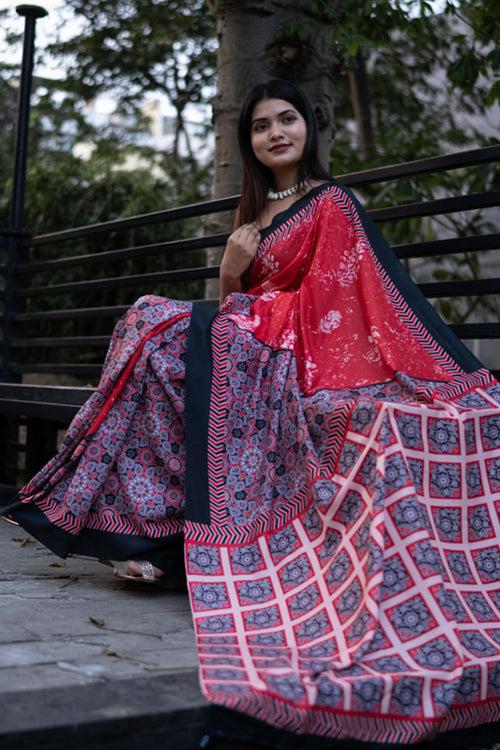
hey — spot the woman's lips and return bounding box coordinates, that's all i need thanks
[270,144,290,153]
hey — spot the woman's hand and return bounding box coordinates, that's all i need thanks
[220,222,261,281]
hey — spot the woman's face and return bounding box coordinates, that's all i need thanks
[249,97,307,173]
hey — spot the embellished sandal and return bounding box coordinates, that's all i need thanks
[111,560,164,584]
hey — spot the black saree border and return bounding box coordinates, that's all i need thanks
[258,179,338,240]
[1,496,184,571]
[342,185,482,374]
[184,300,219,525]
[251,178,482,378]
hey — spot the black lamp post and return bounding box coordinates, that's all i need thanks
[1,4,48,381]
[10,5,48,232]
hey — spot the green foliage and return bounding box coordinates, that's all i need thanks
[299,0,500,325]
[0,65,212,382]
[1,0,498,384]
[45,0,217,116]
[307,1,499,105]
[2,147,211,377]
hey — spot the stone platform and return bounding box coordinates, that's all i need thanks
[1,520,499,750]
[0,519,206,748]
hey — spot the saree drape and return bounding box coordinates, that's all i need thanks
[4,180,500,744]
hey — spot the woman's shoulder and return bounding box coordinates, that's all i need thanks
[312,179,362,219]
[311,177,349,199]
[307,177,351,204]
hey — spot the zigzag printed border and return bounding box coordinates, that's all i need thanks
[185,482,311,546]
[432,367,496,400]
[187,399,355,546]
[28,492,184,538]
[205,688,500,744]
[259,193,324,252]
[206,311,232,526]
[204,303,358,544]
[206,310,355,541]
[258,183,497,400]
[320,402,353,477]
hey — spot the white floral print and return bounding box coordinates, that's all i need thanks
[318,309,342,334]
[260,252,279,276]
[334,249,358,286]
[304,357,318,390]
[228,313,261,331]
[260,290,279,303]
[279,329,297,349]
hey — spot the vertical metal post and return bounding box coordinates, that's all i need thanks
[10,5,48,230]
[0,4,48,381]
[0,5,47,492]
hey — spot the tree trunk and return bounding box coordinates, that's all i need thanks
[204,0,342,300]
[347,48,376,161]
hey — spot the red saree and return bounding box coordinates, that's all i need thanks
[4,180,500,744]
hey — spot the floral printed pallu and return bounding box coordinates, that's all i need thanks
[5,180,500,744]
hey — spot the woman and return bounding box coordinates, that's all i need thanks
[3,79,500,743]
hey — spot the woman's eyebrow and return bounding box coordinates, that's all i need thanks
[251,109,296,124]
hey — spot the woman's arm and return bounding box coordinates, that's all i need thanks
[219,204,243,306]
[219,272,243,306]
[218,219,260,306]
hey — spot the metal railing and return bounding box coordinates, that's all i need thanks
[0,4,499,491]
[1,144,499,381]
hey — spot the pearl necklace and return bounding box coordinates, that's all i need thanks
[267,177,310,201]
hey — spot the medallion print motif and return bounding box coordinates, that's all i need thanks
[8,181,500,744]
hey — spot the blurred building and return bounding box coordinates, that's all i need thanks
[73,95,213,172]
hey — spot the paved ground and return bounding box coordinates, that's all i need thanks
[1,520,499,750]
[0,520,198,691]
[0,519,208,748]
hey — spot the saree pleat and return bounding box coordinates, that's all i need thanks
[4,180,499,743]
[4,302,193,569]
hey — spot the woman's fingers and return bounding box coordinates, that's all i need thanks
[246,222,261,238]
[238,223,259,242]
[231,223,260,252]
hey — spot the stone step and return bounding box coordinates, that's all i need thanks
[1,670,207,750]
[2,519,499,749]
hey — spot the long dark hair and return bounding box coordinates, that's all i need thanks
[234,78,332,229]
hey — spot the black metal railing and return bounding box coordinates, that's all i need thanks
[1,143,499,492]
[1,144,499,382]
[1,7,499,492]
[0,5,500,497]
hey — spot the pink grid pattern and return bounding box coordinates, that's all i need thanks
[185,388,500,742]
